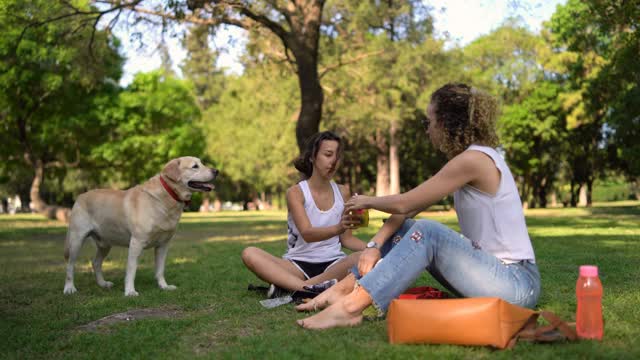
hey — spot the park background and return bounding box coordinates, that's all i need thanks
[1,0,639,359]
[1,0,638,215]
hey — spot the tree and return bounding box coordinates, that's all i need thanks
[500,81,567,207]
[91,71,205,186]
[0,0,123,220]
[180,24,225,110]
[321,0,447,195]
[56,0,328,152]
[180,23,226,210]
[546,0,639,205]
[463,19,547,105]
[202,64,299,205]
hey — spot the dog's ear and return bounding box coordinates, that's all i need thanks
[163,159,181,181]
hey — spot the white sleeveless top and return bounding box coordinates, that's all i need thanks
[282,180,347,263]
[453,145,536,263]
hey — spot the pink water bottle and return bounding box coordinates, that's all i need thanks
[576,265,604,340]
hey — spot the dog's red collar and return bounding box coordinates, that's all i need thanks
[159,176,190,207]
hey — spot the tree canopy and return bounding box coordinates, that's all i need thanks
[1,0,637,213]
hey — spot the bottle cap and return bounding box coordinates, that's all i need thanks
[579,265,598,277]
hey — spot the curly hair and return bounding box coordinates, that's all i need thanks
[293,131,343,179]
[429,83,500,158]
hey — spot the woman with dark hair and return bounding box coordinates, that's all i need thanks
[296,83,540,329]
[242,131,366,297]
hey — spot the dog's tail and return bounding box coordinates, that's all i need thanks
[64,202,79,261]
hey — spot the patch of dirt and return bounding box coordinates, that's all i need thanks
[76,307,184,332]
[191,319,258,356]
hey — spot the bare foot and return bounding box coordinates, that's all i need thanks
[296,286,372,330]
[296,274,355,312]
[296,300,363,330]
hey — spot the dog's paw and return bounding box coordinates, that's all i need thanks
[98,281,114,289]
[63,284,78,295]
[124,289,139,297]
[161,284,177,291]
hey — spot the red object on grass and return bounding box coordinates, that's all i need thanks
[398,286,450,300]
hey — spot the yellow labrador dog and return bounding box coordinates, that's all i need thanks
[63,156,218,296]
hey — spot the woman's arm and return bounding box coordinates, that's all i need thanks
[287,184,357,243]
[346,151,485,215]
[336,185,366,251]
[356,212,415,275]
[366,213,414,247]
[340,234,366,252]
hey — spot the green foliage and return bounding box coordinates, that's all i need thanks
[592,178,636,202]
[91,71,205,185]
[202,66,299,199]
[397,114,448,192]
[463,19,547,104]
[0,0,123,202]
[319,1,454,193]
[180,24,225,110]
[500,81,567,207]
[547,0,639,194]
[1,0,637,209]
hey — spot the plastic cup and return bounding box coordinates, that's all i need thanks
[349,209,369,228]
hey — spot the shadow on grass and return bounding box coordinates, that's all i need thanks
[587,204,640,216]
[1,205,639,359]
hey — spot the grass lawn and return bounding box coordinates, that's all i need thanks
[1,201,639,359]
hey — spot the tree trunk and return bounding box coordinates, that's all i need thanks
[550,191,557,207]
[30,159,46,213]
[375,128,390,196]
[586,179,593,207]
[518,176,527,206]
[30,159,70,222]
[578,185,588,207]
[570,180,578,207]
[290,1,325,153]
[537,178,548,209]
[389,120,400,195]
[294,54,323,152]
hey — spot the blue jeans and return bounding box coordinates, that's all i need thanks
[354,219,541,312]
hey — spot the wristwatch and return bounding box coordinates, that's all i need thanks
[366,241,380,249]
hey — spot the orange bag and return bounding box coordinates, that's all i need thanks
[387,297,577,349]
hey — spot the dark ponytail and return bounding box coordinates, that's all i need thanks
[293,131,343,179]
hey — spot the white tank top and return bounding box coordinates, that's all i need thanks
[283,180,346,263]
[453,145,536,263]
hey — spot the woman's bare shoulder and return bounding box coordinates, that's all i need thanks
[286,183,303,199]
[336,183,351,200]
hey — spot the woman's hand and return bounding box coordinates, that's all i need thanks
[344,194,371,213]
[358,247,381,276]
[339,211,361,232]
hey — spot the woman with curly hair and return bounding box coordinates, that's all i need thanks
[296,83,540,329]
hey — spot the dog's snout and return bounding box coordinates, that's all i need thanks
[211,168,219,178]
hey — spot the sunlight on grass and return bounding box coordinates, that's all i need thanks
[530,227,638,237]
[1,201,639,359]
[74,260,127,272]
[171,257,196,265]
[600,240,634,246]
[204,234,285,243]
[0,240,27,247]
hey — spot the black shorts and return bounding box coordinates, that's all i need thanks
[290,258,341,279]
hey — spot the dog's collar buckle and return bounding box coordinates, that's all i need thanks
[159,176,190,207]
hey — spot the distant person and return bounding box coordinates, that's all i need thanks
[297,83,539,329]
[241,131,366,297]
